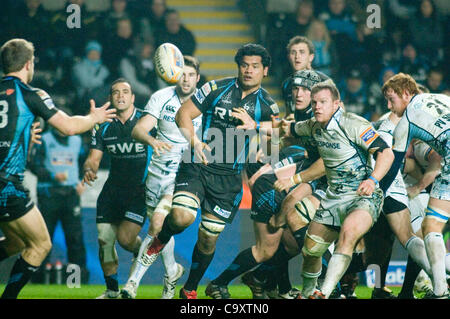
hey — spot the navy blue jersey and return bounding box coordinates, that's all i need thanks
[0,76,59,181]
[91,108,152,186]
[191,77,279,175]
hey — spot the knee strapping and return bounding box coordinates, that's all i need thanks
[424,206,449,223]
[172,193,199,218]
[199,216,226,237]
[97,223,118,264]
[294,197,317,224]
[152,198,172,218]
[302,231,332,258]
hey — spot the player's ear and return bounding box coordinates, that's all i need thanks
[263,66,268,77]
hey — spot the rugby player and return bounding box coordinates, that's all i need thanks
[120,56,202,299]
[207,70,325,299]
[282,79,394,298]
[82,78,153,299]
[380,73,450,298]
[136,44,279,299]
[0,38,115,299]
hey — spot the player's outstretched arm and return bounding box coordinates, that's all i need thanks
[131,114,171,156]
[82,149,103,186]
[48,100,116,136]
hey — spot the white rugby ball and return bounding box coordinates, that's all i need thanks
[154,43,184,84]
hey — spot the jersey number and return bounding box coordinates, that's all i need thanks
[0,101,8,129]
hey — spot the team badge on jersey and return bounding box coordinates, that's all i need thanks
[194,89,206,103]
[360,127,379,145]
[201,82,211,97]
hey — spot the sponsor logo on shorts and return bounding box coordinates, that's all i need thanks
[125,211,144,223]
[213,205,231,219]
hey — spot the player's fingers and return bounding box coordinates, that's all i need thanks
[100,101,111,109]
[203,143,212,152]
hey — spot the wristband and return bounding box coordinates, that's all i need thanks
[290,173,302,185]
[255,122,260,132]
[368,175,379,185]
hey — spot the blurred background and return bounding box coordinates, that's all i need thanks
[0,0,449,287]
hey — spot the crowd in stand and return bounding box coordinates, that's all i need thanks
[241,0,450,120]
[0,0,197,117]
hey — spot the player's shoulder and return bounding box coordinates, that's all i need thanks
[152,86,177,100]
[213,77,236,88]
[341,110,370,126]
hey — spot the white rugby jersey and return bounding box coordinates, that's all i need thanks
[294,108,380,194]
[144,86,202,173]
[403,139,433,187]
[373,116,408,205]
[393,93,449,158]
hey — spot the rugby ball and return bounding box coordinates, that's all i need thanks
[154,43,184,84]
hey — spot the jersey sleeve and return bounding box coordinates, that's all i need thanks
[346,115,382,152]
[191,80,221,113]
[143,92,162,119]
[392,113,411,153]
[293,119,313,137]
[26,89,59,120]
[90,124,104,151]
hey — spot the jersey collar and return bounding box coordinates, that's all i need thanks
[323,107,343,130]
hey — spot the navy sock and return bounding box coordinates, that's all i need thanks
[276,262,292,294]
[0,241,8,262]
[213,248,257,286]
[104,273,119,292]
[184,244,215,291]
[1,255,39,299]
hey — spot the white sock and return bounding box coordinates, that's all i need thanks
[161,236,178,278]
[424,232,447,296]
[321,253,352,298]
[301,270,321,297]
[405,236,432,276]
[446,253,450,276]
[128,234,153,285]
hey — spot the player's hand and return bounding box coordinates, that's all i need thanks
[30,121,42,145]
[76,182,86,196]
[194,141,211,165]
[280,119,293,138]
[274,177,295,192]
[285,113,295,121]
[357,178,376,196]
[406,185,421,199]
[148,137,172,156]
[89,100,116,124]
[55,172,68,183]
[82,168,97,186]
[232,107,257,130]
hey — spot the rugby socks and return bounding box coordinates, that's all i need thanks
[213,248,257,286]
[292,226,307,250]
[398,256,422,298]
[161,237,178,278]
[276,262,292,295]
[253,263,274,284]
[158,217,181,244]
[1,255,39,299]
[301,270,321,297]
[321,253,352,298]
[105,273,119,292]
[129,234,153,285]
[405,235,432,276]
[424,232,448,296]
[184,244,215,292]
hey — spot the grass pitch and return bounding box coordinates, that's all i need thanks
[0,284,402,299]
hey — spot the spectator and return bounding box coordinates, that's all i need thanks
[103,17,135,78]
[119,40,160,107]
[306,19,338,77]
[13,0,51,67]
[285,0,316,40]
[48,0,102,60]
[339,68,373,120]
[425,68,446,93]
[102,0,131,39]
[155,9,196,56]
[72,41,110,114]
[29,124,89,284]
[408,0,445,63]
[132,0,168,41]
[381,25,406,67]
[397,43,429,83]
[368,66,398,119]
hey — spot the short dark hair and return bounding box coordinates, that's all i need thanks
[183,55,200,74]
[110,78,133,94]
[234,43,271,68]
[286,36,315,56]
[1,38,35,74]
